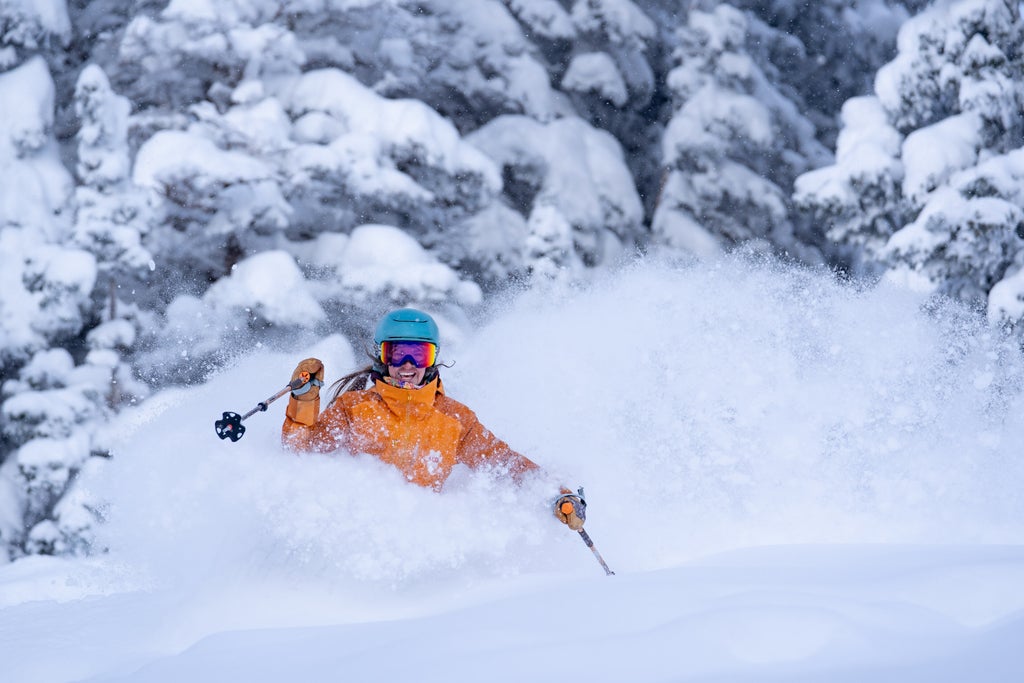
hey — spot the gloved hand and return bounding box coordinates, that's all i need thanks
[285,358,324,425]
[554,489,586,531]
[290,358,324,399]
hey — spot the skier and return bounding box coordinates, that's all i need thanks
[282,307,585,531]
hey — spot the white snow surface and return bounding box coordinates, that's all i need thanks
[2,257,1024,682]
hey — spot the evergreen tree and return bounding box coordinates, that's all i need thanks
[733,0,917,136]
[794,95,906,273]
[72,64,153,300]
[467,114,644,281]
[0,55,111,559]
[1,347,111,556]
[800,0,1024,324]
[653,3,830,260]
[881,0,1024,315]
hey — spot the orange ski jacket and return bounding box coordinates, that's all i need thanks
[282,377,539,490]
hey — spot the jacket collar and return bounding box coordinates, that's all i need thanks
[373,376,444,411]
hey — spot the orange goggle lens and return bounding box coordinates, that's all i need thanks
[380,341,437,368]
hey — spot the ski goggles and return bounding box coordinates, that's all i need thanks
[379,340,437,368]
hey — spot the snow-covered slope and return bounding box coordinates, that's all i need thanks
[2,257,1023,681]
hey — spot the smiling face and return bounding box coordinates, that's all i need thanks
[387,360,427,387]
[379,340,436,387]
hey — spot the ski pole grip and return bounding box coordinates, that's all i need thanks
[290,373,322,397]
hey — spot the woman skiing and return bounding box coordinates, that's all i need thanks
[282,307,585,530]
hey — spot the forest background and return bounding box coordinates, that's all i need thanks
[3,0,1023,560]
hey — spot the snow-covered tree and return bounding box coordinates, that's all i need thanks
[114,1,304,111]
[555,0,662,217]
[105,0,657,294]
[0,348,112,556]
[468,114,644,282]
[801,0,1024,323]
[794,95,906,272]
[142,224,490,384]
[273,67,502,246]
[288,0,570,130]
[309,224,485,310]
[0,0,71,54]
[0,55,127,559]
[880,0,1024,313]
[732,0,916,131]
[72,63,154,311]
[653,3,831,259]
[0,56,81,367]
[69,63,153,408]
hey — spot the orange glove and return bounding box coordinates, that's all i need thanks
[285,358,324,426]
[554,490,586,531]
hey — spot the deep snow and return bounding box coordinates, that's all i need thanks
[2,257,1024,682]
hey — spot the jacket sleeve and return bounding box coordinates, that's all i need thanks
[454,407,540,482]
[281,400,352,453]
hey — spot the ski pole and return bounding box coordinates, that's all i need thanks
[577,527,615,576]
[214,376,307,442]
[559,487,615,576]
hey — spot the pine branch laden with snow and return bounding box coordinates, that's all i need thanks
[875,0,1024,138]
[794,96,907,267]
[888,152,1024,307]
[0,0,71,51]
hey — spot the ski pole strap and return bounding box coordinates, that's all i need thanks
[290,377,323,397]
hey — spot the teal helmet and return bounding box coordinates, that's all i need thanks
[374,308,440,347]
